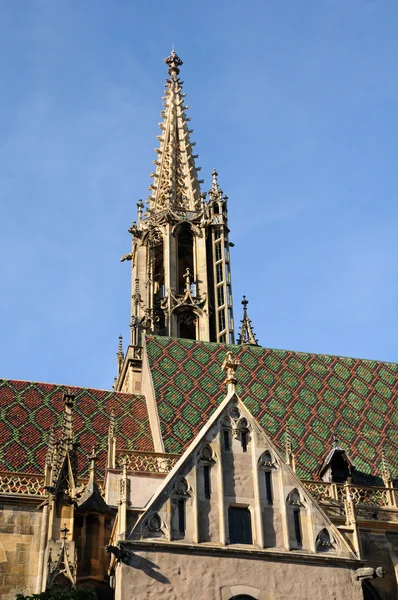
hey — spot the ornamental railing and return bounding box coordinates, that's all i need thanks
[303,480,397,509]
[0,472,105,499]
[0,472,46,497]
[115,450,181,474]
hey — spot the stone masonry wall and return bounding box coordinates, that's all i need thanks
[116,548,364,600]
[0,502,42,599]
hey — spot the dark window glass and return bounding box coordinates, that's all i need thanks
[241,431,247,452]
[215,242,222,261]
[204,465,211,499]
[216,263,223,284]
[228,507,252,545]
[217,286,225,307]
[331,453,350,482]
[177,228,193,294]
[223,430,230,451]
[219,312,226,331]
[178,500,185,534]
[265,471,273,505]
[293,509,302,546]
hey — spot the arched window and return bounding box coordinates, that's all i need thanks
[286,489,303,549]
[176,309,197,340]
[316,528,333,552]
[259,451,274,505]
[171,478,190,539]
[177,227,194,294]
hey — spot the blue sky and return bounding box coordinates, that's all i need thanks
[1,0,397,389]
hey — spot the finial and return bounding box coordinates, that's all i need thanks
[381,448,392,487]
[60,524,69,540]
[332,431,340,449]
[209,168,222,201]
[63,388,75,409]
[109,408,115,437]
[61,389,75,451]
[221,350,239,391]
[46,426,56,466]
[88,446,98,482]
[285,424,296,471]
[137,199,144,223]
[89,445,98,464]
[285,424,292,457]
[237,296,259,346]
[118,335,123,358]
[164,49,183,76]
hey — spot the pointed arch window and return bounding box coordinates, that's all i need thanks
[198,445,215,500]
[259,451,275,506]
[316,528,333,552]
[171,478,190,539]
[177,226,194,294]
[176,309,197,340]
[286,489,303,549]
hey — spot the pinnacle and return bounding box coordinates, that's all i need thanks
[237,296,259,346]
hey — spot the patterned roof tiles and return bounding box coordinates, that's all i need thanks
[0,379,153,476]
[146,335,398,481]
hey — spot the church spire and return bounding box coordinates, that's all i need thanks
[237,296,258,346]
[117,51,236,390]
[148,49,203,213]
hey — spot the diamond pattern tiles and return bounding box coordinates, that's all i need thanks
[0,379,153,476]
[146,336,398,481]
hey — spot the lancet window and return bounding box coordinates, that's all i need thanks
[286,489,304,549]
[177,227,194,294]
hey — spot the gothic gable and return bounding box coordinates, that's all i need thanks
[129,391,355,560]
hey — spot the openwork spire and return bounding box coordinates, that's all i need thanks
[237,296,259,346]
[148,50,203,212]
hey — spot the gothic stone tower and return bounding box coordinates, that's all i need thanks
[116,51,234,392]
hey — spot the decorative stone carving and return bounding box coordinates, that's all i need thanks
[355,567,385,582]
[315,528,333,552]
[197,444,215,466]
[222,352,239,386]
[147,513,162,533]
[258,450,276,470]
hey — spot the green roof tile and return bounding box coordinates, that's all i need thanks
[146,335,398,481]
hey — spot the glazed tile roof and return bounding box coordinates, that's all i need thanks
[0,379,153,476]
[146,335,398,481]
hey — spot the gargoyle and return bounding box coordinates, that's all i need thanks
[105,544,132,564]
[120,252,134,262]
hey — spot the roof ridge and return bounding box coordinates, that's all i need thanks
[146,335,398,367]
[0,378,147,397]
